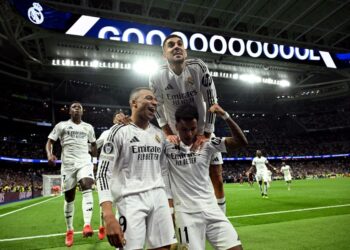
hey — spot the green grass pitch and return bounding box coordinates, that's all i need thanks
[0,178,349,249]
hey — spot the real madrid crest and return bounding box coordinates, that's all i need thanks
[155,134,161,143]
[186,76,194,85]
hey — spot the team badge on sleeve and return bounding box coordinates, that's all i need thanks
[103,142,114,154]
[210,137,222,145]
[201,73,212,87]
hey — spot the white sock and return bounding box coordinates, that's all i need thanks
[264,183,268,195]
[217,197,226,214]
[82,189,93,226]
[64,201,74,230]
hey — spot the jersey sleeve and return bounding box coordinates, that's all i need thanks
[198,59,218,134]
[88,125,96,143]
[96,130,108,149]
[96,125,123,204]
[205,137,227,154]
[161,141,173,199]
[149,73,168,128]
[252,158,256,166]
[48,122,62,141]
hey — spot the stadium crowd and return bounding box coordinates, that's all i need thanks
[0,166,56,193]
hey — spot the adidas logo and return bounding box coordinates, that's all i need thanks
[130,136,140,143]
[67,126,73,129]
[165,84,174,90]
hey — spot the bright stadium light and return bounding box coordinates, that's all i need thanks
[133,58,159,75]
[240,74,261,84]
[279,79,291,87]
[90,60,99,68]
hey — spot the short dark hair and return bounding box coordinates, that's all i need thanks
[129,87,152,105]
[175,105,198,123]
[162,34,183,49]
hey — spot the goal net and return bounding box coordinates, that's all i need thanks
[42,175,62,197]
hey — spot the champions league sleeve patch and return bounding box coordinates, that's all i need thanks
[103,142,114,154]
[201,73,212,87]
[210,137,222,146]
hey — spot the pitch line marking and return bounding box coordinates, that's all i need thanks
[0,196,61,218]
[0,230,99,242]
[1,203,350,242]
[227,203,350,219]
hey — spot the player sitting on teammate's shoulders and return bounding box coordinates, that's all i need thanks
[164,103,247,250]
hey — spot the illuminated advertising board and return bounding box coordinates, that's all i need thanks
[10,0,350,69]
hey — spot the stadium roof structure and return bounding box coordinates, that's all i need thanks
[0,0,349,101]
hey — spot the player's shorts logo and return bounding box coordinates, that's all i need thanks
[103,142,114,154]
[28,3,44,25]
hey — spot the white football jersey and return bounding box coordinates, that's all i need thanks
[97,123,167,204]
[165,137,226,212]
[149,58,218,135]
[96,129,110,149]
[48,119,96,165]
[252,156,269,173]
[281,165,291,176]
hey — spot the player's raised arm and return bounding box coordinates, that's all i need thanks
[149,75,168,131]
[200,61,218,137]
[208,104,248,153]
[267,162,278,173]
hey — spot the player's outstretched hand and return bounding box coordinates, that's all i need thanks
[104,214,126,248]
[191,134,208,152]
[48,154,57,167]
[167,135,180,145]
[208,104,226,117]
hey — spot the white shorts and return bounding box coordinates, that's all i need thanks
[210,133,223,165]
[175,205,241,250]
[284,175,292,181]
[116,188,177,249]
[61,163,94,192]
[255,171,269,182]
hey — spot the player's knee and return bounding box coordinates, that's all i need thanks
[80,178,94,191]
[258,181,262,185]
[64,188,75,202]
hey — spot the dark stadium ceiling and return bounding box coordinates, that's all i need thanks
[0,0,350,91]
